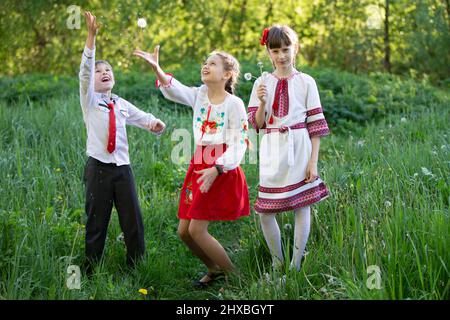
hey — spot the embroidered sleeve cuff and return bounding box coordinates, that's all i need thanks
[307,119,330,137]
[248,107,267,133]
[155,73,174,89]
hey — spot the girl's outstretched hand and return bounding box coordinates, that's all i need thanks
[133,46,160,70]
[84,11,99,35]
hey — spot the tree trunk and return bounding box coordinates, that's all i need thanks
[383,0,391,73]
[265,0,273,26]
[443,0,450,28]
[236,0,247,44]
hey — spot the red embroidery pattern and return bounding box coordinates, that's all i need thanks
[255,183,329,213]
[201,120,218,134]
[200,105,219,137]
[306,119,330,137]
[259,179,309,193]
[185,182,193,205]
[306,107,323,117]
[247,106,266,131]
[269,79,289,124]
[264,122,306,134]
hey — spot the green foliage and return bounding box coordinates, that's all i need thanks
[0,0,448,84]
[1,64,447,136]
[0,74,77,103]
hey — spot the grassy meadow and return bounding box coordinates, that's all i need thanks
[0,69,448,300]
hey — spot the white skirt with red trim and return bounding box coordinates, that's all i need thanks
[254,128,329,213]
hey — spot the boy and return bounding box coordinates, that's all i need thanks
[80,11,165,271]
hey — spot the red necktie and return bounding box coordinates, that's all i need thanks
[107,101,116,153]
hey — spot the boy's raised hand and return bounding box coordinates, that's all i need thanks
[133,46,160,70]
[84,11,99,36]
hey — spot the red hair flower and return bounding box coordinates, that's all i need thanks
[260,28,270,46]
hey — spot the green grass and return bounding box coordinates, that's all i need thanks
[0,83,448,300]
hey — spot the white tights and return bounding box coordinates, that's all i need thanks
[259,206,311,271]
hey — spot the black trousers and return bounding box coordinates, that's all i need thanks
[83,157,145,266]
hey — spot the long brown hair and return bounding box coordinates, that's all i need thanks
[210,51,240,94]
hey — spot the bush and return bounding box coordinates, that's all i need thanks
[1,65,448,134]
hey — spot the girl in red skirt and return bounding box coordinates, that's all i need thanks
[134,46,250,286]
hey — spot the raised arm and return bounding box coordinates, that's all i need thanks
[134,46,199,108]
[79,11,99,110]
[84,11,98,50]
[134,46,170,87]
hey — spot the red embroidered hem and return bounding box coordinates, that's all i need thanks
[254,182,329,213]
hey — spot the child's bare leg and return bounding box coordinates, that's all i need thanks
[188,219,235,273]
[178,219,219,272]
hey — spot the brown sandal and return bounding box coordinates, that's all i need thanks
[192,271,226,288]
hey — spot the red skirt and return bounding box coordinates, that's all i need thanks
[178,144,250,221]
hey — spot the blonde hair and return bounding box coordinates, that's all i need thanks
[210,51,240,94]
[95,60,113,71]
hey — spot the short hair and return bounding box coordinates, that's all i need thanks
[95,60,113,70]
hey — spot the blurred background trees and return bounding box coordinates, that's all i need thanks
[0,0,448,85]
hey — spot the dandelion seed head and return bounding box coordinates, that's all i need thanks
[244,73,252,81]
[421,167,433,176]
[137,18,147,28]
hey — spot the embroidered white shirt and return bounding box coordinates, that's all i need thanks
[247,71,330,137]
[159,77,249,171]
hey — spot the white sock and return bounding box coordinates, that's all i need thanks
[259,213,284,268]
[290,206,311,271]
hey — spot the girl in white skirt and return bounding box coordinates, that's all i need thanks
[248,25,330,271]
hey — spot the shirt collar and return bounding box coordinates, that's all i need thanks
[97,92,120,102]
